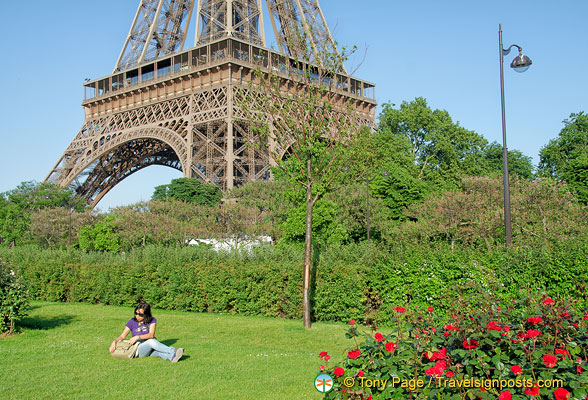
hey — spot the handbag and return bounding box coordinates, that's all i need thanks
[111,340,140,360]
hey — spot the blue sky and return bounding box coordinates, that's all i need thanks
[0,0,586,211]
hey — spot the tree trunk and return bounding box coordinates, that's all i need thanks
[303,155,313,329]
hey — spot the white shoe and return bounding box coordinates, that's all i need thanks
[172,348,184,363]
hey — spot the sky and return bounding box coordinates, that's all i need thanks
[0,0,586,211]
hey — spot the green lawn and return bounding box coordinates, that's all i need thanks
[0,302,352,399]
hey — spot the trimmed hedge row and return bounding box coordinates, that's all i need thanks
[1,240,587,324]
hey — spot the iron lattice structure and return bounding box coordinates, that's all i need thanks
[115,0,195,72]
[46,0,376,207]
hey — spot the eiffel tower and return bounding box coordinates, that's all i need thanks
[45,0,376,207]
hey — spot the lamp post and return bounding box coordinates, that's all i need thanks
[364,171,390,244]
[499,24,532,245]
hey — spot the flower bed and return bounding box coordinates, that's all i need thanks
[318,294,588,399]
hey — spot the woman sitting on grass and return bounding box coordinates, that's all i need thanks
[109,302,184,363]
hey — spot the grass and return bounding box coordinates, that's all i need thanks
[0,302,353,400]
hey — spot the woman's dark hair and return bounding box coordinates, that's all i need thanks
[134,302,153,325]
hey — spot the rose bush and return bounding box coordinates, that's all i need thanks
[0,259,29,334]
[318,291,588,399]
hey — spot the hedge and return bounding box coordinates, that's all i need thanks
[1,240,587,324]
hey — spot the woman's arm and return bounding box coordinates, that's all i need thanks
[128,322,156,345]
[109,327,131,353]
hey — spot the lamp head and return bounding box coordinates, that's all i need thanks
[510,51,532,73]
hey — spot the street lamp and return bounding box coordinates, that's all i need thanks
[364,171,390,244]
[499,24,532,245]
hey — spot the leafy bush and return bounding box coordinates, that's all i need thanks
[0,260,29,334]
[318,290,588,399]
[78,216,120,251]
[1,242,587,326]
[281,200,350,247]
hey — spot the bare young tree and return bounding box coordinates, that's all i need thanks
[238,32,373,328]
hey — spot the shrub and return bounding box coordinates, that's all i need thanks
[78,216,120,251]
[317,289,588,399]
[0,260,29,334]
[1,242,587,326]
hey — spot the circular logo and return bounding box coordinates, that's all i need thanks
[314,373,334,393]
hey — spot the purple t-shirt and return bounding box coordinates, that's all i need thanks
[125,317,156,337]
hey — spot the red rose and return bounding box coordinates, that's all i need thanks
[348,349,361,359]
[444,331,451,338]
[462,339,478,349]
[525,330,542,339]
[385,342,396,352]
[395,306,406,313]
[510,365,522,375]
[427,348,448,361]
[555,348,569,359]
[319,351,328,359]
[524,386,539,396]
[577,365,584,374]
[425,366,443,377]
[528,316,543,325]
[543,354,557,368]
[435,360,447,370]
[324,355,331,361]
[427,306,434,312]
[333,367,345,377]
[498,391,512,400]
[543,297,554,305]
[445,370,454,378]
[374,332,385,342]
[444,324,459,332]
[349,319,355,325]
[553,388,570,400]
[357,370,364,377]
[486,320,502,331]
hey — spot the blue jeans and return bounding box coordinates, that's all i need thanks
[136,339,175,361]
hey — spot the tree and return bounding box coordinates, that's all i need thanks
[29,207,95,248]
[152,178,222,206]
[371,164,426,220]
[5,181,86,211]
[389,176,588,249]
[111,200,218,249]
[0,181,86,246]
[539,112,588,203]
[379,98,490,187]
[239,34,368,328]
[0,198,29,246]
[215,200,274,249]
[482,142,534,180]
[226,179,291,241]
